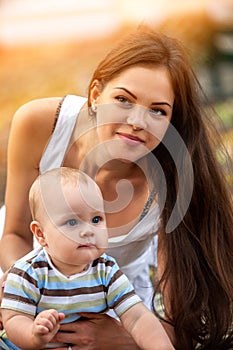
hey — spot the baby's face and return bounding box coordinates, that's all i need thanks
[39,180,108,268]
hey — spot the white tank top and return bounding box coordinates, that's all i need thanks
[39,95,159,279]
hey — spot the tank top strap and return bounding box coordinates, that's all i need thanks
[39,95,87,174]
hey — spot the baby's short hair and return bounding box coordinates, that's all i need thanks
[29,167,101,220]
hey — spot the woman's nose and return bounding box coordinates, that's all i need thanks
[126,105,147,130]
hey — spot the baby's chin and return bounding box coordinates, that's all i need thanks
[76,246,106,262]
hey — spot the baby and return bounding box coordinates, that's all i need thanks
[1,167,173,350]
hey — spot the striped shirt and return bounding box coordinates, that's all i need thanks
[1,248,141,324]
[1,248,142,349]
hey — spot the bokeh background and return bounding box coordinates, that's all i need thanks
[0,0,233,205]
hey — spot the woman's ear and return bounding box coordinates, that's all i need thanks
[90,79,102,105]
[30,220,47,247]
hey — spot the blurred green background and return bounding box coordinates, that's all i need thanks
[0,0,232,205]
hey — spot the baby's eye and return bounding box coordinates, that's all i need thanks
[91,216,103,224]
[66,219,78,227]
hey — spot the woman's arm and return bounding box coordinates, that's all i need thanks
[52,313,141,350]
[0,97,62,271]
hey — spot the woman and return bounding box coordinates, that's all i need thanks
[0,26,232,349]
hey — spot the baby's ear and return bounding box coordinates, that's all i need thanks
[30,220,47,246]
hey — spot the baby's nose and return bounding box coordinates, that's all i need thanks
[79,230,94,238]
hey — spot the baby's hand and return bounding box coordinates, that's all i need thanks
[32,309,65,346]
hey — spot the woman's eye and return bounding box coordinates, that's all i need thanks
[91,216,102,224]
[66,219,78,226]
[150,108,166,117]
[115,96,132,106]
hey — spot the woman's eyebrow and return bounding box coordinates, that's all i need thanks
[114,87,137,100]
[151,102,172,108]
[114,87,172,108]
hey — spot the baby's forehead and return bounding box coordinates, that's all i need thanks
[47,180,102,209]
[62,177,102,197]
[36,170,103,210]
[64,183,103,209]
[38,171,99,194]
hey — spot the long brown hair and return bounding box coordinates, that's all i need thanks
[88,27,233,349]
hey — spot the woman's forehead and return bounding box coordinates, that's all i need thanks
[105,65,174,104]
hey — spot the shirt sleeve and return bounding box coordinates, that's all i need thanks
[1,261,41,317]
[104,256,142,317]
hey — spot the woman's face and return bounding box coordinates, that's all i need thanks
[90,65,174,162]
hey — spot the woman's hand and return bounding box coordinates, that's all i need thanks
[51,313,140,350]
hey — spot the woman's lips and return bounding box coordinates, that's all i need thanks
[117,132,144,145]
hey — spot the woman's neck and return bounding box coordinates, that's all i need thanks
[96,159,141,180]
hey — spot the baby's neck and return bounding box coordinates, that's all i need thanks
[44,249,90,277]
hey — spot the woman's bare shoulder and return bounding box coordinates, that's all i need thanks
[14,97,62,124]
[11,97,63,138]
